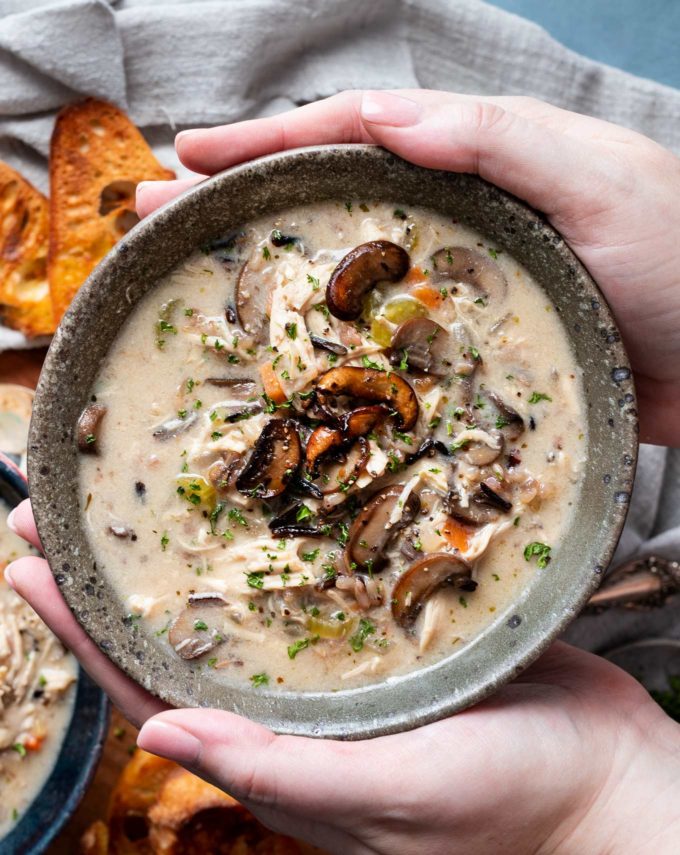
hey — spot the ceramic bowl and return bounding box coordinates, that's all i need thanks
[29,145,638,739]
[0,453,109,854]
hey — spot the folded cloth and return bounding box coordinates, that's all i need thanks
[0,0,678,655]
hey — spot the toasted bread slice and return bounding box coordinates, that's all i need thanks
[48,99,175,322]
[0,161,55,337]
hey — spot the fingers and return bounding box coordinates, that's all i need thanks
[174,90,371,175]
[7,498,42,551]
[173,89,625,232]
[136,177,204,219]
[138,706,440,822]
[4,556,166,726]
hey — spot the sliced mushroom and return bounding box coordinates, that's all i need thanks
[108,522,136,539]
[326,240,410,320]
[269,504,323,538]
[207,452,244,493]
[450,322,479,378]
[404,437,450,466]
[309,334,348,356]
[465,435,504,466]
[345,484,421,573]
[390,318,451,376]
[392,553,473,627]
[305,425,344,475]
[236,418,301,499]
[152,411,198,441]
[342,404,389,439]
[487,392,525,442]
[431,247,507,301]
[316,367,419,430]
[168,594,228,660]
[445,481,512,526]
[235,258,270,342]
[205,378,257,396]
[320,436,371,497]
[77,403,107,453]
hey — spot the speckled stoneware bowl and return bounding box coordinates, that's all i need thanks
[0,453,109,855]
[29,145,638,739]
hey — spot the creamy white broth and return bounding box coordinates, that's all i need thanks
[0,501,77,837]
[79,201,586,692]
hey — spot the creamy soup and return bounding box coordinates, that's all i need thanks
[0,501,77,836]
[79,201,586,692]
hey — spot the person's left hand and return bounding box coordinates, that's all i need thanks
[6,498,680,854]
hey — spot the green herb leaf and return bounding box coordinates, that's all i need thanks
[523,541,552,569]
[250,672,270,687]
[288,638,311,659]
[528,392,552,404]
[349,618,375,652]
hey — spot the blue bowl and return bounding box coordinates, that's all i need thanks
[0,452,110,855]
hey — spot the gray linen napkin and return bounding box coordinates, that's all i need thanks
[0,0,678,653]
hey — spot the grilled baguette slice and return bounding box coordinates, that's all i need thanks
[48,99,175,322]
[0,161,55,337]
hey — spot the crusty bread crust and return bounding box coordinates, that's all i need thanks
[48,99,175,323]
[0,160,55,337]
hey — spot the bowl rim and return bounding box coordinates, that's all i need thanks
[0,453,110,854]
[28,144,638,738]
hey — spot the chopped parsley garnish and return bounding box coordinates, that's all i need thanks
[296,505,313,523]
[193,619,209,631]
[288,638,311,659]
[393,208,407,220]
[459,596,468,608]
[349,618,375,652]
[301,548,320,562]
[246,571,265,589]
[488,247,500,259]
[345,201,353,213]
[250,672,270,687]
[262,245,271,260]
[361,355,384,371]
[495,416,509,429]
[285,322,297,340]
[524,541,552,569]
[528,392,552,404]
[160,532,169,551]
[228,507,249,527]
[85,433,96,445]
[158,320,177,335]
[307,274,320,291]
[12,743,26,758]
[209,502,226,535]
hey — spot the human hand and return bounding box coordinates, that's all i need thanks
[6,499,680,854]
[138,89,680,447]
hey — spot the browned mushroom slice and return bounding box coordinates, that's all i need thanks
[390,318,451,376]
[487,392,525,442]
[445,481,512,526]
[320,436,371,496]
[316,367,419,430]
[168,593,228,660]
[77,403,107,453]
[431,247,507,301]
[342,404,390,438]
[309,334,348,356]
[326,240,410,320]
[235,258,270,342]
[345,484,421,573]
[305,425,344,475]
[152,411,198,441]
[236,418,301,498]
[392,553,473,627]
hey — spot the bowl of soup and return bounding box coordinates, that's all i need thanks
[28,145,637,738]
[0,452,109,853]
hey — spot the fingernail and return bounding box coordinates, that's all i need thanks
[175,129,199,146]
[136,181,152,195]
[6,507,17,532]
[137,720,202,765]
[4,562,15,587]
[360,92,423,127]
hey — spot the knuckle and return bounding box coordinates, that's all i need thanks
[462,101,514,135]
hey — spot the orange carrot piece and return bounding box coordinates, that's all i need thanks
[260,362,287,404]
[442,517,472,553]
[410,282,444,309]
[405,266,428,286]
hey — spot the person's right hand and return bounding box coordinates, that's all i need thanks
[138,90,680,447]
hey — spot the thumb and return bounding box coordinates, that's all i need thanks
[137,708,385,817]
[358,91,620,227]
